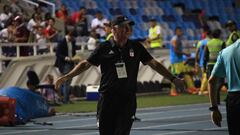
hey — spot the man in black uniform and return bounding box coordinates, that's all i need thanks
[55,16,185,135]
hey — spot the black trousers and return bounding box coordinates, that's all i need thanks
[226,92,240,135]
[98,93,136,135]
[207,64,224,104]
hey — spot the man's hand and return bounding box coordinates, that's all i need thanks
[65,57,71,61]
[55,76,68,91]
[172,78,186,92]
[211,110,222,127]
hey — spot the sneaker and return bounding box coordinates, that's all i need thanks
[170,90,178,96]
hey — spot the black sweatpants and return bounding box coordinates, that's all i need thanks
[207,64,224,104]
[226,92,240,135]
[98,93,136,135]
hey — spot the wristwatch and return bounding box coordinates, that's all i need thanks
[209,106,218,111]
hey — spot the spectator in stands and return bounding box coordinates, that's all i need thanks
[56,4,68,24]
[87,30,99,51]
[27,13,44,42]
[0,23,14,57]
[54,30,76,104]
[169,27,197,96]
[55,15,185,135]
[91,11,109,39]
[43,18,58,42]
[0,5,12,29]
[71,7,88,36]
[34,6,44,19]
[10,0,23,15]
[71,7,86,24]
[225,20,240,47]
[36,26,48,54]
[145,18,163,48]
[12,16,29,43]
[12,15,30,56]
[0,24,14,43]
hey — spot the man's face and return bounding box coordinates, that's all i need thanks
[176,29,183,36]
[112,24,128,42]
[150,21,156,27]
[96,13,103,20]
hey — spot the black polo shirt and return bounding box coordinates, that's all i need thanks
[87,39,153,95]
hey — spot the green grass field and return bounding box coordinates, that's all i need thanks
[55,93,227,113]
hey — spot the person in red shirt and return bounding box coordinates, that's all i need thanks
[71,7,86,25]
[43,18,58,42]
[56,4,68,23]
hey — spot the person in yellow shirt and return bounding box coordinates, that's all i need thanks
[225,20,240,46]
[145,18,163,48]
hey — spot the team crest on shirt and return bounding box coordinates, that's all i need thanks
[129,49,134,57]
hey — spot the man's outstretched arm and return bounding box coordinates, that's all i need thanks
[147,59,185,92]
[55,60,92,90]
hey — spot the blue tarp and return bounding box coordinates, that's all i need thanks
[0,87,50,123]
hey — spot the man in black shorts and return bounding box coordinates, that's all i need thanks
[55,16,185,135]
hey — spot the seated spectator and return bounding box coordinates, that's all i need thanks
[91,11,109,38]
[0,5,12,29]
[43,18,58,42]
[0,24,14,43]
[87,30,99,51]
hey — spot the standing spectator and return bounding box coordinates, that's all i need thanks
[10,0,23,15]
[91,11,109,38]
[71,7,86,25]
[0,5,12,29]
[71,7,88,36]
[55,16,185,135]
[169,27,197,96]
[54,30,76,104]
[225,20,240,47]
[36,26,48,54]
[145,18,163,48]
[208,39,240,135]
[43,18,58,42]
[56,4,68,23]
[0,24,14,55]
[12,16,30,56]
[27,13,44,42]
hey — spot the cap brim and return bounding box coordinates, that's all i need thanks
[113,20,135,26]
